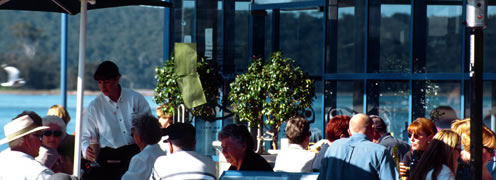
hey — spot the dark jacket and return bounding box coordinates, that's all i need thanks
[228,151,273,171]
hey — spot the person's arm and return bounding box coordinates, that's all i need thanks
[136,94,152,115]
[399,151,411,177]
[81,107,96,160]
[41,148,58,169]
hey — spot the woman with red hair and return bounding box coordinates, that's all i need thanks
[311,115,351,171]
[399,117,438,178]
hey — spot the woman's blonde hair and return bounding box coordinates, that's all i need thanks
[155,104,171,118]
[410,130,461,180]
[451,118,496,151]
[47,104,71,125]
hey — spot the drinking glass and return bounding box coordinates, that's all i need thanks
[89,130,100,167]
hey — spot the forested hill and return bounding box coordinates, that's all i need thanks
[0,7,165,90]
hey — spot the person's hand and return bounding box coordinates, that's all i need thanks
[86,147,96,162]
[399,162,409,177]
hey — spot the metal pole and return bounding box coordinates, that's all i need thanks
[60,13,68,108]
[466,1,486,179]
[163,0,171,60]
[73,0,88,177]
[469,27,483,180]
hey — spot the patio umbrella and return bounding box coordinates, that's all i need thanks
[0,0,172,177]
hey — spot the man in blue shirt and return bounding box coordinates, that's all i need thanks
[318,114,399,180]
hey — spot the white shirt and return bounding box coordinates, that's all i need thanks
[122,144,166,180]
[152,150,216,180]
[82,88,151,158]
[273,144,316,172]
[426,164,455,180]
[158,136,170,153]
[0,149,54,180]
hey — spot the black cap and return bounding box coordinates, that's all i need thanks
[163,123,195,141]
[370,115,387,133]
[94,61,121,80]
[435,120,455,129]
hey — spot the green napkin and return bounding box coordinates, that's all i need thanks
[174,43,206,108]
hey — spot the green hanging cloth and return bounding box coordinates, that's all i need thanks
[174,43,207,108]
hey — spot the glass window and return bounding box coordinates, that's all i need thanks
[423,4,462,73]
[232,2,251,73]
[483,81,496,130]
[332,5,364,73]
[278,80,324,147]
[280,9,323,75]
[484,6,496,73]
[324,80,364,122]
[413,80,461,121]
[377,4,410,73]
[367,80,409,141]
[172,0,195,43]
[265,9,273,59]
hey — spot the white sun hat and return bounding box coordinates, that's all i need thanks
[0,115,49,144]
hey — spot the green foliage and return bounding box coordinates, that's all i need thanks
[154,55,223,119]
[154,56,182,116]
[229,52,315,130]
[194,59,224,119]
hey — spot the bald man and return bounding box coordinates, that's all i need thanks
[318,114,399,180]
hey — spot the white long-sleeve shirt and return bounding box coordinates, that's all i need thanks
[153,150,216,180]
[274,143,316,172]
[81,88,151,158]
[122,144,166,180]
[0,149,54,180]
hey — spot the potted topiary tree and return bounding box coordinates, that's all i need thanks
[154,55,223,121]
[229,52,315,153]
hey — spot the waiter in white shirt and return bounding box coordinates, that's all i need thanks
[81,61,152,180]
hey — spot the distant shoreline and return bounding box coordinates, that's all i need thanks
[0,89,155,96]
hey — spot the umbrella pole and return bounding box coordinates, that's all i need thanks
[73,0,88,177]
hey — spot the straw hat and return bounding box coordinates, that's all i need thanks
[0,115,49,144]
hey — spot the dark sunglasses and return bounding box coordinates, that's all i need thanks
[407,133,426,139]
[484,146,495,154]
[43,130,62,137]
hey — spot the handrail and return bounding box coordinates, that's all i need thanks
[176,104,185,123]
